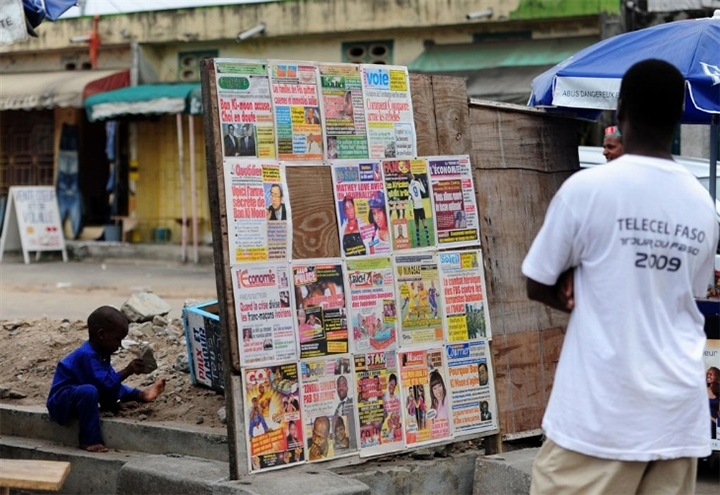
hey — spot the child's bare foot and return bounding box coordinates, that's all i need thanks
[138,378,166,402]
[84,444,108,453]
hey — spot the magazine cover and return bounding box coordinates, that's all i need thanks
[360,64,416,159]
[318,63,369,159]
[331,160,389,257]
[243,363,304,471]
[222,160,291,263]
[704,337,720,451]
[346,256,398,353]
[268,60,324,161]
[215,59,275,159]
[394,254,444,346]
[292,261,349,358]
[439,250,492,342]
[398,347,452,446]
[446,341,498,436]
[427,155,480,247]
[300,355,358,461]
[382,158,436,251]
[354,350,405,456]
[231,263,297,366]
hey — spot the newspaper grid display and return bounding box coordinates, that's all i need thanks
[208,57,498,474]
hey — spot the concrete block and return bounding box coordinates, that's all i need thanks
[122,292,172,323]
[336,450,478,495]
[1,435,138,495]
[117,455,228,495]
[472,448,537,495]
[212,467,370,495]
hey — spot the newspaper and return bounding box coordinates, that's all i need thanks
[360,65,416,159]
[399,348,452,446]
[383,158,436,251]
[331,161,389,257]
[427,155,480,247]
[269,61,324,161]
[438,250,492,342]
[703,337,720,450]
[243,363,304,471]
[292,261,349,358]
[300,355,358,461]
[232,263,297,366]
[223,160,291,263]
[318,64,369,159]
[215,59,275,159]
[345,257,398,353]
[354,350,404,456]
[394,254,444,346]
[446,341,498,435]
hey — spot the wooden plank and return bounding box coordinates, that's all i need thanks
[467,103,579,436]
[409,73,439,156]
[0,459,70,491]
[430,75,472,156]
[200,59,247,478]
[287,166,339,259]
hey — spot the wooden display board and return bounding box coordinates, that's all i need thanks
[0,186,68,264]
[200,59,507,478]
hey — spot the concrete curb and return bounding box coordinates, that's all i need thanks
[472,448,537,495]
[1,435,141,495]
[65,241,216,265]
[212,466,371,495]
[117,454,229,495]
[0,404,228,462]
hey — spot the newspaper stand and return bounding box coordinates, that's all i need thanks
[199,58,516,478]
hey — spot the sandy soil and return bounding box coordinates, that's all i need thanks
[0,316,227,431]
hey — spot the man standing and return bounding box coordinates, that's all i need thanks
[223,124,238,157]
[522,59,718,494]
[407,173,430,246]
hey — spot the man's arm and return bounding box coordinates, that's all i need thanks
[526,267,575,313]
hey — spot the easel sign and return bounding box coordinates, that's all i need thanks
[0,186,68,264]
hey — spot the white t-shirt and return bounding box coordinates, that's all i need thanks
[522,154,718,461]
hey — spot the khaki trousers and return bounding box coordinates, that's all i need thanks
[530,438,697,495]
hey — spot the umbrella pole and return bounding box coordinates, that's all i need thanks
[710,114,718,206]
[188,115,199,264]
[176,113,188,263]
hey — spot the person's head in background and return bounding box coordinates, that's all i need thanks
[602,125,624,162]
[617,59,684,159]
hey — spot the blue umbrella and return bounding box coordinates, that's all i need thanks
[528,11,720,202]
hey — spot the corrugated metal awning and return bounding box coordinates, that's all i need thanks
[0,69,129,110]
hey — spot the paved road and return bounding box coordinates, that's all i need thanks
[0,254,218,321]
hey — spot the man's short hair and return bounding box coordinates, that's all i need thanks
[619,59,684,132]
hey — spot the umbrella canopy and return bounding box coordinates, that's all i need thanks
[528,12,720,124]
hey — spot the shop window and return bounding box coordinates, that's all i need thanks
[0,110,54,197]
[342,40,393,65]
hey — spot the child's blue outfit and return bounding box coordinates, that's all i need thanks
[47,341,140,446]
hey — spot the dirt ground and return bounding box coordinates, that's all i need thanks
[0,315,227,430]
